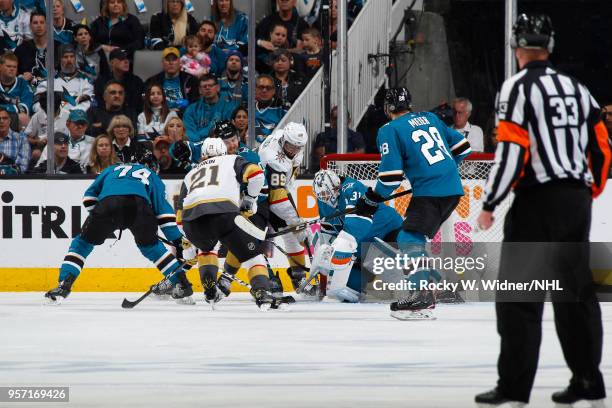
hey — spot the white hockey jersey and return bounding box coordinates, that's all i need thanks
[258,129,303,223]
[178,154,264,222]
[0,6,31,51]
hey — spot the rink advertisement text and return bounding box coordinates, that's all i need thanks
[372,279,564,293]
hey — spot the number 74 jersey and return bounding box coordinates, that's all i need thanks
[375,111,470,197]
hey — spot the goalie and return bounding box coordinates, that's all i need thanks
[310,169,403,302]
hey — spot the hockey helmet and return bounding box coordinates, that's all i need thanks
[201,137,227,159]
[280,122,307,159]
[511,13,554,53]
[313,169,341,207]
[211,120,239,140]
[135,149,160,174]
[384,87,412,116]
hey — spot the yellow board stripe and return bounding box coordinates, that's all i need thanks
[0,268,295,292]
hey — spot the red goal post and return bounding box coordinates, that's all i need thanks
[320,153,511,243]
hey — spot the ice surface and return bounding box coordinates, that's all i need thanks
[0,293,610,408]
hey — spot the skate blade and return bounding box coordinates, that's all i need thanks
[554,400,606,408]
[43,296,63,306]
[477,403,525,408]
[174,296,196,305]
[150,294,172,301]
[390,310,436,321]
[258,303,271,312]
[275,302,291,311]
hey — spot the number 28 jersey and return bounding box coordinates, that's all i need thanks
[375,111,468,197]
[178,154,263,221]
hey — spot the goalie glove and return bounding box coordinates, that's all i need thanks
[239,194,258,216]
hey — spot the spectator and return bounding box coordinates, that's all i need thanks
[452,97,484,152]
[180,35,211,78]
[163,116,187,143]
[196,20,226,76]
[32,132,82,174]
[94,48,144,112]
[137,83,178,142]
[299,27,323,80]
[85,134,118,174]
[87,80,136,137]
[254,74,285,144]
[601,103,612,134]
[144,47,199,113]
[51,0,76,44]
[0,107,29,172]
[37,109,93,167]
[14,11,60,86]
[16,0,45,13]
[35,43,94,115]
[0,0,31,53]
[256,23,289,73]
[256,0,309,50]
[73,24,110,83]
[311,106,365,172]
[26,91,67,162]
[211,0,248,53]
[89,0,145,61]
[219,50,247,105]
[148,0,198,51]
[0,52,33,127]
[232,105,248,144]
[183,74,238,143]
[106,114,150,163]
[152,134,183,174]
[271,49,305,109]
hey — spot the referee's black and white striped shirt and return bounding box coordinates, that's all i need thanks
[483,60,611,211]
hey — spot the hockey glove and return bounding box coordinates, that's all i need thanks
[171,238,184,261]
[170,141,192,170]
[240,194,258,216]
[355,187,383,217]
[293,223,315,247]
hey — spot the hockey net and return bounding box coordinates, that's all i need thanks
[320,153,512,244]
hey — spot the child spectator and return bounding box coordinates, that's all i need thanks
[137,83,178,142]
[85,134,118,174]
[300,27,323,80]
[180,35,211,78]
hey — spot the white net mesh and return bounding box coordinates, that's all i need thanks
[321,154,513,243]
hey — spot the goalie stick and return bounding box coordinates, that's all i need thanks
[266,188,413,239]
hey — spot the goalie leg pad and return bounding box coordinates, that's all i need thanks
[328,286,360,303]
[311,243,334,275]
[59,236,94,281]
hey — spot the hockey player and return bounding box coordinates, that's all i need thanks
[355,87,471,319]
[177,137,290,310]
[258,122,313,293]
[45,151,193,304]
[310,169,403,302]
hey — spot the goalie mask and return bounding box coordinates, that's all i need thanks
[313,169,341,207]
[280,122,307,159]
[201,137,227,160]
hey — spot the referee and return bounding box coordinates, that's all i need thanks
[475,13,611,407]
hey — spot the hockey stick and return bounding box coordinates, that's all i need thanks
[266,189,412,239]
[121,259,188,309]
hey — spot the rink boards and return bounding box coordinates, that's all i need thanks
[1,178,612,291]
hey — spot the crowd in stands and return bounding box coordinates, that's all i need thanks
[0,0,369,175]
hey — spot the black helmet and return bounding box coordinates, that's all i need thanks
[511,13,554,53]
[384,87,412,115]
[211,120,238,140]
[135,149,160,174]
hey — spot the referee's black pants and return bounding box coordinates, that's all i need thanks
[496,181,605,403]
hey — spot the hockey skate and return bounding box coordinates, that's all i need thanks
[436,289,465,304]
[202,277,224,309]
[215,274,233,301]
[44,274,77,305]
[171,273,195,305]
[475,388,526,408]
[551,385,607,408]
[295,276,322,300]
[269,271,283,294]
[251,288,292,312]
[150,278,173,301]
[390,290,436,320]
